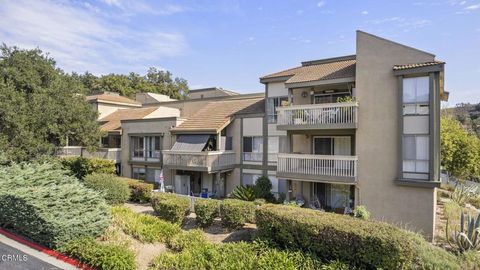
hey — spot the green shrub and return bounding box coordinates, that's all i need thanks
[59,237,135,270]
[458,250,480,269]
[112,206,180,243]
[220,199,256,229]
[167,229,207,252]
[194,198,220,227]
[255,204,416,269]
[124,178,153,203]
[231,185,256,201]
[254,176,275,202]
[254,198,267,206]
[468,195,480,209]
[151,240,331,270]
[353,205,370,220]
[410,232,460,269]
[84,173,130,205]
[61,157,116,179]
[151,193,190,225]
[0,163,111,248]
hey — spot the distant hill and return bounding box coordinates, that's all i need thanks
[442,103,480,136]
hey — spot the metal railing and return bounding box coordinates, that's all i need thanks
[277,102,358,126]
[277,153,357,178]
[55,146,121,162]
[162,150,236,171]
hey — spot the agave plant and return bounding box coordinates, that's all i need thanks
[231,185,256,201]
[447,212,480,252]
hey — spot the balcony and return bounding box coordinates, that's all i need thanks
[162,150,236,172]
[55,146,121,162]
[276,153,357,183]
[276,102,358,130]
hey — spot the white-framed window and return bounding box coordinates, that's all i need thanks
[241,173,260,186]
[267,96,288,123]
[403,76,429,115]
[243,136,263,161]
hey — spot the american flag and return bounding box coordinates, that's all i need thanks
[159,169,165,192]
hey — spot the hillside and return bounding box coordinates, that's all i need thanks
[442,102,480,137]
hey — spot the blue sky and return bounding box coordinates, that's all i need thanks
[0,0,479,105]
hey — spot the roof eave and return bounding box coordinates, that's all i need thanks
[259,75,293,84]
[285,77,355,88]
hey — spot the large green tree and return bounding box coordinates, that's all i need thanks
[0,45,101,162]
[441,115,480,181]
[75,67,189,99]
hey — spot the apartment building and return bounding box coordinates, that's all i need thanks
[261,31,446,239]
[58,31,446,240]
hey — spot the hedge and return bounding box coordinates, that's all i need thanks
[255,204,416,269]
[150,240,343,270]
[112,206,180,243]
[166,229,207,252]
[220,199,256,229]
[0,163,111,248]
[151,193,190,225]
[59,237,136,270]
[124,178,153,203]
[194,198,220,227]
[61,157,116,179]
[84,173,130,205]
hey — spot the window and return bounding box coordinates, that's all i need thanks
[146,136,161,158]
[242,173,260,186]
[401,76,430,179]
[403,77,429,115]
[267,96,288,123]
[146,168,161,183]
[132,167,146,180]
[243,136,263,161]
[132,136,144,157]
[403,135,429,173]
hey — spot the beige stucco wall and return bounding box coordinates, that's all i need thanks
[144,107,180,119]
[120,118,182,187]
[226,168,241,195]
[243,117,263,136]
[226,119,241,164]
[96,103,139,119]
[355,31,437,239]
[189,89,233,99]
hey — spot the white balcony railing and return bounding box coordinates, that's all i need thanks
[277,102,358,127]
[162,150,236,171]
[55,146,121,162]
[277,153,357,179]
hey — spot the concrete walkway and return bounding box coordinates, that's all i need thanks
[0,233,79,270]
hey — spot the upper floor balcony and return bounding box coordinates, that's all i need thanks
[276,102,358,130]
[162,150,236,172]
[276,153,357,183]
[55,146,121,163]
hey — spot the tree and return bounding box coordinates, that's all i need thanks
[0,45,101,162]
[75,67,190,99]
[441,115,480,181]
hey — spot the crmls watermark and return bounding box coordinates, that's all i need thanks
[1,254,28,262]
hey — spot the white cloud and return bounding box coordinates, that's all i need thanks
[0,0,187,74]
[361,10,369,15]
[317,1,326,8]
[367,17,431,30]
[465,4,480,10]
[99,0,184,16]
